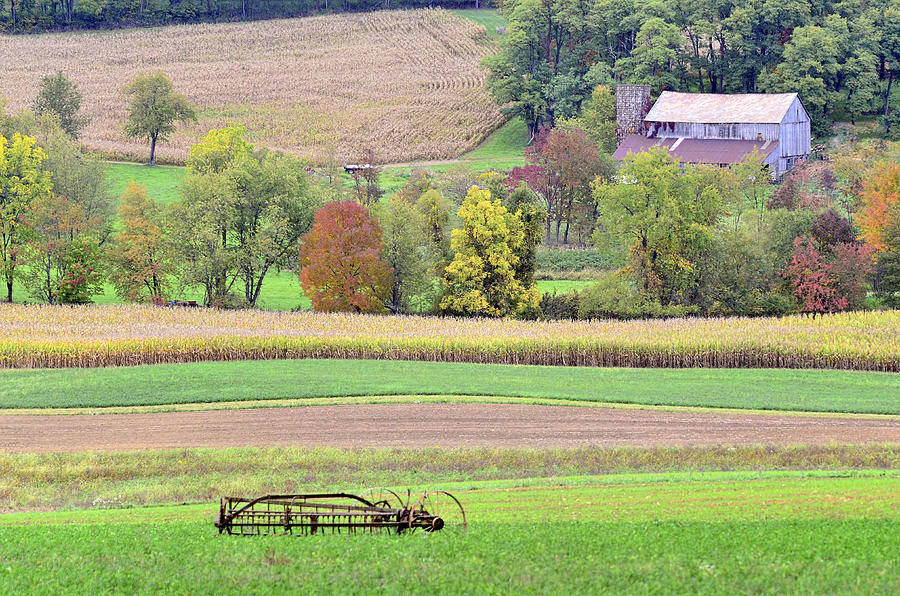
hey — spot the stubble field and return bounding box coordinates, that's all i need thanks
[0,9,504,165]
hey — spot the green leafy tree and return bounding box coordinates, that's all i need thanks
[171,126,318,307]
[416,188,452,270]
[440,186,540,318]
[32,72,88,139]
[0,133,53,302]
[374,195,437,314]
[122,71,196,166]
[615,18,685,92]
[228,149,319,306]
[169,172,237,306]
[564,85,617,154]
[32,115,113,244]
[592,147,722,306]
[760,25,840,135]
[877,203,900,307]
[21,194,103,304]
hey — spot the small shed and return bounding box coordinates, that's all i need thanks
[613,90,811,176]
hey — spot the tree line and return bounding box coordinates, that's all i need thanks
[0,0,485,32]
[3,70,899,319]
[486,0,900,137]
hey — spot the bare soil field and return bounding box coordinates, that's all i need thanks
[0,9,502,164]
[2,404,897,452]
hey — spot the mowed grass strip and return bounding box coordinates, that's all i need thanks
[3,445,898,512]
[1,476,898,594]
[2,359,898,413]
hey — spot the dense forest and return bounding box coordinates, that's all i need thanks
[486,0,900,136]
[0,0,485,31]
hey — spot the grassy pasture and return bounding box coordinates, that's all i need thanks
[2,445,898,512]
[1,474,898,594]
[2,359,899,413]
[105,162,185,206]
[0,9,503,165]
[1,304,897,370]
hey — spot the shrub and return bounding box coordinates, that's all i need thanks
[535,248,622,272]
[577,273,698,320]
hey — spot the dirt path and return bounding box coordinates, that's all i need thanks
[2,404,898,453]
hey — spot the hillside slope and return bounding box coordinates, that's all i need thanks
[0,9,503,164]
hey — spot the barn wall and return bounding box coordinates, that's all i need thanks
[647,121,780,142]
[778,98,811,158]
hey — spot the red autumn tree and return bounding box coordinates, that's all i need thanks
[298,201,392,313]
[858,161,900,251]
[784,236,846,315]
[783,236,875,315]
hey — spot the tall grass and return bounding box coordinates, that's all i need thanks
[0,304,898,370]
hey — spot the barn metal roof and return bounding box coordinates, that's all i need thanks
[644,92,799,124]
[671,138,777,164]
[612,135,777,165]
[611,136,675,160]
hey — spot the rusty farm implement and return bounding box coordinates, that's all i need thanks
[215,488,466,536]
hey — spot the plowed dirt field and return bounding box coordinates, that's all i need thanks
[2,404,898,452]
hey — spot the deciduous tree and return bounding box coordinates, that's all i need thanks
[0,133,53,302]
[440,186,540,317]
[20,194,103,304]
[171,127,318,307]
[592,147,722,306]
[858,161,900,251]
[107,181,172,303]
[122,71,196,166]
[298,201,392,313]
[374,195,437,314]
[32,72,88,139]
[512,127,607,246]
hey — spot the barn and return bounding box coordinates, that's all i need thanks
[613,85,811,177]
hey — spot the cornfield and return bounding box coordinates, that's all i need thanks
[0,304,898,371]
[0,9,503,165]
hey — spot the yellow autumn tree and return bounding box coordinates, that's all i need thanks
[440,186,540,318]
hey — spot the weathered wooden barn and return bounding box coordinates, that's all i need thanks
[613,86,811,176]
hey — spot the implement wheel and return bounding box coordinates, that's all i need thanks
[409,491,467,535]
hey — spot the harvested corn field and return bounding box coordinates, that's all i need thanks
[0,304,898,370]
[0,9,503,164]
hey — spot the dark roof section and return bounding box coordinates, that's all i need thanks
[671,138,777,164]
[611,135,675,160]
[612,135,777,165]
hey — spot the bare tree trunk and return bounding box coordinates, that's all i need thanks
[885,69,894,117]
[149,134,158,166]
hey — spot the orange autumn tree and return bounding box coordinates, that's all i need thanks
[858,161,900,250]
[298,201,392,313]
[108,181,172,303]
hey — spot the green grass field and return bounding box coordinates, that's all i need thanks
[2,359,899,413]
[105,162,185,206]
[536,279,595,294]
[450,8,507,38]
[1,473,898,594]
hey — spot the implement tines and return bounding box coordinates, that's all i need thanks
[216,493,403,536]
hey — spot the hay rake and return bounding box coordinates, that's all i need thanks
[215,488,466,536]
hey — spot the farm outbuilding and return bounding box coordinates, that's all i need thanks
[613,86,811,177]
